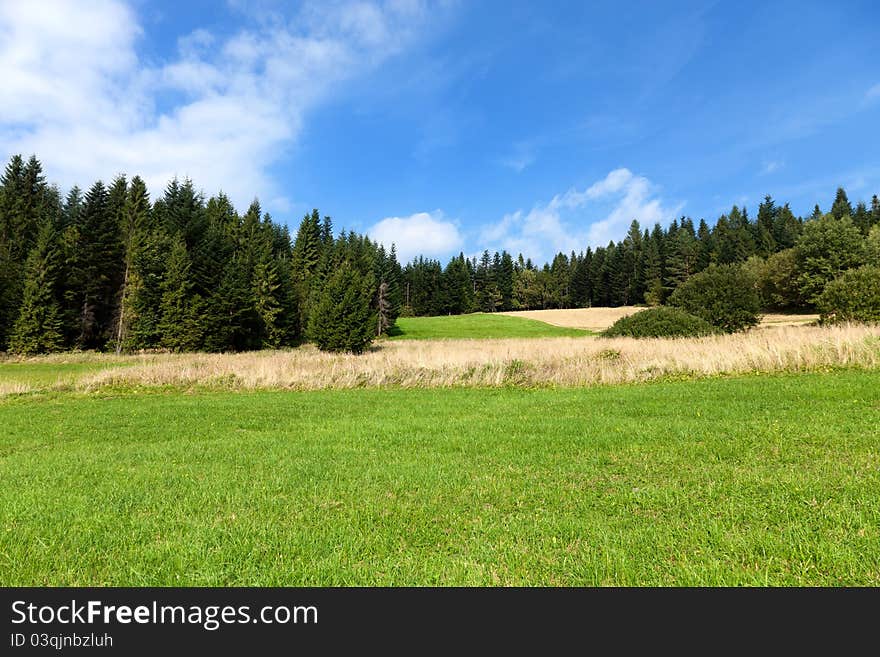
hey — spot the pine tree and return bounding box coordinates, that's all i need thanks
[852,202,871,235]
[755,195,777,256]
[642,235,664,305]
[772,203,801,250]
[74,180,123,349]
[308,262,376,353]
[830,187,853,220]
[666,226,700,291]
[252,243,283,348]
[498,251,515,310]
[442,254,473,314]
[8,219,64,354]
[158,237,201,351]
[112,176,150,353]
[291,209,322,331]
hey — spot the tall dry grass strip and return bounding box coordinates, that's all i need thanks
[70,324,880,392]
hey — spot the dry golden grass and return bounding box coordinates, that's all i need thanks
[51,324,879,392]
[0,381,32,395]
[500,307,819,331]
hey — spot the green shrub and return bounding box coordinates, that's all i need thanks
[816,265,880,324]
[603,307,718,338]
[669,264,761,333]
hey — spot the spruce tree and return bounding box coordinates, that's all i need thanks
[498,251,515,310]
[158,236,201,352]
[291,209,322,331]
[112,176,150,353]
[308,262,376,353]
[252,241,284,348]
[75,180,123,349]
[830,187,853,220]
[8,219,64,354]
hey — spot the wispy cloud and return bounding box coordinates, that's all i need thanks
[499,140,537,173]
[867,83,880,100]
[479,168,682,262]
[761,160,783,175]
[0,0,438,213]
[368,210,463,263]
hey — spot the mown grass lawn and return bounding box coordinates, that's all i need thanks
[389,313,592,339]
[1,370,878,585]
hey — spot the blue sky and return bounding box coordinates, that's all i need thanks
[1,1,878,263]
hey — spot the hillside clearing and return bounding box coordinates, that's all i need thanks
[389,313,592,339]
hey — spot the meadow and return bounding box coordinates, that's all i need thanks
[1,370,878,585]
[390,312,592,339]
[2,316,879,586]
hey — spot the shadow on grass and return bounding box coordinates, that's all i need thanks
[385,324,406,338]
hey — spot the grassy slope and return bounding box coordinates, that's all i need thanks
[1,370,878,586]
[389,313,592,339]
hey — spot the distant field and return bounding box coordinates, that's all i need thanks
[501,307,819,332]
[389,313,592,340]
[1,371,878,585]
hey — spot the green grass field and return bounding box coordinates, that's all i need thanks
[388,313,591,339]
[0,358,134,387]
[2,370,878,585]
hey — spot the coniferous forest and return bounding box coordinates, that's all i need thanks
[0,153,878,355]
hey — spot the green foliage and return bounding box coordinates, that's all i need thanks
[602,307,717,339]
[867,225,880,266]
[158,237,203,352]
[816,266,880,324]
[747,249,805,310]
[308,262,376,353]
[1,153,878,353]
[795,213,867,303]
[669,264,761,332]
[8,220,64,354]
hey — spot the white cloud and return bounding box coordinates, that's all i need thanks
[761,160,782,175]
[480,168,681,262]
[368,211,463,263]
[0,0,434,213]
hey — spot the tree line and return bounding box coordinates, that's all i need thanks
[401,188,880,316]
[1,153,878,354]
[0,155,402,355]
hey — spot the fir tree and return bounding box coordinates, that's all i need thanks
[830,187,853,220]
[308,262,376,353]
[112,176,150,353]
[8,219,64,354]
[75,180,123,349]
[158,237,201,352]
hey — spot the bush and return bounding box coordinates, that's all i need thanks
[603,307,718,338]
[307,263,376,353]
[669,264,761,333]
[816,265,880,324]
